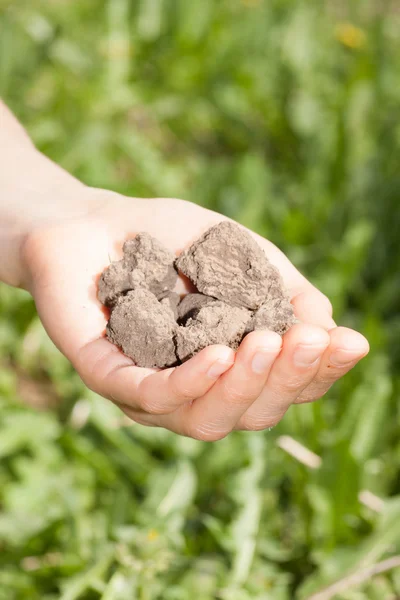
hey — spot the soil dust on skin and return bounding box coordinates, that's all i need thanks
[98,222,297,369]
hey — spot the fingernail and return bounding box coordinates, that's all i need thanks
[293,345,325,367]
[207,360,233,379]
[329,349,363,367]
[251,350,276,374]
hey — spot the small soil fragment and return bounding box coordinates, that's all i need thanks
[98,233,177,306]
[175,221,283,310]
[176,302,250,362]
[159,291,181,320]
[98,261,133,307]
[107,289,178,368]
[177,293,216,324]
[247,296,297,336]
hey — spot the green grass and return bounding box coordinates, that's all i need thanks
[1,1,400,598]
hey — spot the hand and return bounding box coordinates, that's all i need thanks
[22,188,369,441]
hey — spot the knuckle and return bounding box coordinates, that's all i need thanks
[188,424,228,443]
[78,343,125,393]
[129,413,156,427]
[136,378,171,415]
[242,420,268,432]
[79,372,116,405]
[279,374,309,393]
[168,376,195,404]
[119,404,157,427]
[240,414,281,432]
[297,384,331,403]
[79,372,97,393]
[220,381,249,404]
[138,394,168,415]
[295,392,318,404]
[316,369,339,385]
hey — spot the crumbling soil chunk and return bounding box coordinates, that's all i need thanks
[176,302,250,362]
[159,291,181,320]
[107,289,178,368]
[175,221,283,310]
[98,261,133,307]
[98,223,296,368]
[177,293,216,324]
[246,296,297,336]
[98,233,177,306]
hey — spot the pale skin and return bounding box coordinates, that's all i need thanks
[0,101,370,441]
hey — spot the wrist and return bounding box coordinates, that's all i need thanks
[0,101,102,289]
[0,143,89,288]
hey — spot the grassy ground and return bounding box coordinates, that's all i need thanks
[1,1,400,598]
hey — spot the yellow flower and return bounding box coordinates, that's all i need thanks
[147,529,159,541]
[335,23,366,49]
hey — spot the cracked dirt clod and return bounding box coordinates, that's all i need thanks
[177,293,217,324]
[159,291,181,320]
[176,301,251,363]
[247,296,297,336]
[175,221,284,310]
[98,232,177,306]
[106,289,178,368]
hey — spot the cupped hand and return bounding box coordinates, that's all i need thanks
[23,190,369,440]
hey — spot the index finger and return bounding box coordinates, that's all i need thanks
[78,338,235,414]
[291,288,336,330]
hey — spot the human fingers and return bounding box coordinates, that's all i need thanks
[294,326,369,403]
[76,337,152,403]
[77,338,234,414]
[236,324,330,431]
[134,330,282,440]
[181,330,282,440]
[131,344,235,414]
[290,287,336,330]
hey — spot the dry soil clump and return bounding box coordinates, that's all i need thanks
[98,222,296,368]
[98,233,177,306]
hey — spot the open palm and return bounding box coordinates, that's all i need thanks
[24,191,369,440]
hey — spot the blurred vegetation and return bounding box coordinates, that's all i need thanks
[1,0,400,598]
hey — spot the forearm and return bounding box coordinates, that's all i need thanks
[0,101,88,287]
[0,101,76,206]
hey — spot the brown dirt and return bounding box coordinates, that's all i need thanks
[98,232,177,306]
[107,289,178,369]
[98,222,296,368]
[176,221,283,310]
[176,301,251,363]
